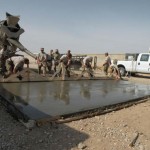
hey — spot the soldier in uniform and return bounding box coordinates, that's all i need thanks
[103,52,111,75]
[37,48,47,76]
[47,49,54,73]
[59,54,72,78]
[53,49,61,72]
[5,56,29,77]
[109,59,121,79]
[82,56,93,77]
[0,45,8,75]
[66,50,72,65]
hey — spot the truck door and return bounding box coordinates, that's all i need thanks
[136,54,150,73]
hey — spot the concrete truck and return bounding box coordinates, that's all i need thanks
[0,12,36,59]
[117,53,150,76]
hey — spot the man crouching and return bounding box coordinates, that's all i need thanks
[108,59,121,80]
[5,56,29,77]
[59,53,72,78]
[82,56,94,78]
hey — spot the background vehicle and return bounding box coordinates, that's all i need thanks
[70,55,86,70]
[117,53,150,76]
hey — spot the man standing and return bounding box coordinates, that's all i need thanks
[37,48,47,76]
[53,49,61,72]
[103,52,111,75]
[47,49,53,73]
[66,50,72,66]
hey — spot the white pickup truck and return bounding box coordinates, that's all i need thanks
[117,53,150,76]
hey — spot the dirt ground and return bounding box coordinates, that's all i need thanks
[0,75,150,150]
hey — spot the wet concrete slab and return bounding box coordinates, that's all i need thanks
[0,80,150,121]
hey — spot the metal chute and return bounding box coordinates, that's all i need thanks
[7,38,36,59]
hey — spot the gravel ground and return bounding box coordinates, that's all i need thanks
[0,76,150,150]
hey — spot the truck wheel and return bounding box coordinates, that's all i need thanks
[119,67,126,76]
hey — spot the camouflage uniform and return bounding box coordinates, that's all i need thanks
[82,56,93,77]
[0,48,7,75]
[6,56,25,74]
[103,53,111,75]
[37,50,47,76]
[46,52,53,73]
[109,59,120,79]
[59,54,71,78]
[53,50,61,72]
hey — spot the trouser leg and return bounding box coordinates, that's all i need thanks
[103,64,109,75]
[66,66,70,77]
[38,65,41,74]
[54,65,56,72]
[2,60,13,78]
[61,62,66,78]
[43,66,46,75]
[47,61,52,73]
[87,68,93,77]
[0,59,6,75]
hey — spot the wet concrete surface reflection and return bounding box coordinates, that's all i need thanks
[0,80,150,120]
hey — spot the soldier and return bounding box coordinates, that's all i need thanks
[5,56,29,77]
[53,49,61,72]
[47,49,53,73]
[109,59,121,79]
[59,54,72,78]
[103,52,111,75]
[0,45,8,75]
[37,48,47,76]
[66,50,72,65]
[82,56,93,77]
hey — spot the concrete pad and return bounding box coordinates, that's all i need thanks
[0,80,150,124]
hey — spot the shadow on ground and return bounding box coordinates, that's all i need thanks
[134,73,150,79]
[0,103,89,150]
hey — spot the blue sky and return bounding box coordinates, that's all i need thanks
[0,0,150,54]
